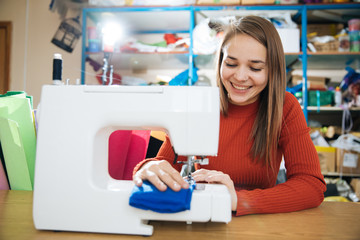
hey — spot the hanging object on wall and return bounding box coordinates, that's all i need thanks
[51,16,82,53]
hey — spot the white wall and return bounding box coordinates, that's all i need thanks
[0,0,82,107]
[0,0,27,93]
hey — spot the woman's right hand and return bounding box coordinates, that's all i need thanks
[133,160,189,192]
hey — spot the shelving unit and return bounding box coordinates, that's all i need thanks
[324,172,360,177]
[81,6,195,86]
[81,3,360,122]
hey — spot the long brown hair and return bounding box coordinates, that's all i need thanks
[216,15,286,169]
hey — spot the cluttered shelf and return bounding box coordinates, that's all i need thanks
[84,52,304,71]
[307,106,360,111]
[324,172,360,177]
[81,3,360,114]
[85,51,189,55]
[308,52,360,56]
[85,50,358,57]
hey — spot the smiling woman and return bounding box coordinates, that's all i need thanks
[216,16,286,171]
[133,15,326,216]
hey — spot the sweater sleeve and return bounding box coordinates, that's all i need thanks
[132,135,186,177]
[235,93,326,216]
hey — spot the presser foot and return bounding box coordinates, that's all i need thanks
[186,176,205,191]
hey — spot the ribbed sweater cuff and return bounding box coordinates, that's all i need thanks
[235,190,258,216]
[132,158,156,178]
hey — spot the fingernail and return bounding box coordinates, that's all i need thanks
[173,182,180,190]
[159,182,167,191]
[183,182,189,188]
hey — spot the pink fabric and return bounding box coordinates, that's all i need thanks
[0,161,9,190]
[108,130,150,180]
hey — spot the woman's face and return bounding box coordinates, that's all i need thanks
[220,34,268,106]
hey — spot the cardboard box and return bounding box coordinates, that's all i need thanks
[291,75,330,89]
[350,178,360,199]
[306,23,344,37]
[241,0,274,4]
[336,149,360,174]
[196,0,240,4]
[276,28,300,53]
[315,146,336,174]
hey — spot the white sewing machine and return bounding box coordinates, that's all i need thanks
[33,85,231,236]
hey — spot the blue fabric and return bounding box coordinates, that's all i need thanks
[129,180,196,213]
[169,68,198,86]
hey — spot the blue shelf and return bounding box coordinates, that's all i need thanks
[81,3,360,123]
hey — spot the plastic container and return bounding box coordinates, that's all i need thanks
[88,39,100,52]
[348,19,360,32]
[295,91,303,106]
[337,30,350,52]
[334,87,342,107]
[308,90,334,106]
[349,31,360,52]
[87,26,98,39]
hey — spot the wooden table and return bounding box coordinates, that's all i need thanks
[1,190,359,240]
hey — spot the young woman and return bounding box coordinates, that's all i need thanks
[133,15,326,216]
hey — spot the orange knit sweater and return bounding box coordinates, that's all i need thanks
[133,92,326,216]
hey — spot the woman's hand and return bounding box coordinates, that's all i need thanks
[192,169,238,211]
[133,160,189,192]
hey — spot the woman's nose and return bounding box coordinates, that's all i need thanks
[234,68,249,81]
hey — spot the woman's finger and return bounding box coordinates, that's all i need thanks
[144,169,168,191]
[153,161,189,191]
[192,170,233,187]
[133,160,188,192]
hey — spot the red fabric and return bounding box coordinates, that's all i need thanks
[133,92,326,216]
[164,33,182,44]
[109,130,150,180]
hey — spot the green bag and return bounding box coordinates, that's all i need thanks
[0,91,36,190]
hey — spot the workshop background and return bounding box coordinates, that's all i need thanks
[0,0,360,201]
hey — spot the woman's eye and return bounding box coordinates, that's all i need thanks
[250,67,261,72]
[225,63,237,67]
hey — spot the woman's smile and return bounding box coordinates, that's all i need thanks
[232,83,252,91]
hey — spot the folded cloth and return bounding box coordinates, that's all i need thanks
[129,180,196,213]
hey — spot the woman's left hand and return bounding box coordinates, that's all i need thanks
[191,169,238,211]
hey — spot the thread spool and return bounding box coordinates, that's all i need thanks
[52,53,63,85]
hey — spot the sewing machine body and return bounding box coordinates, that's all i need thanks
[33,85,231,236]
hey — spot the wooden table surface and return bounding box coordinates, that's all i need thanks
[1,190,359,240]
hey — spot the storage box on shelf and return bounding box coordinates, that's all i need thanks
[313,128,360,177]
[316,146,336,174]
[350,178,360,198]
[277,28,300,53]
[241,0,274,4]
[337,149,360,175]
[316,147,360,176]
[292,75,329,90]
[308,90,334,106]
